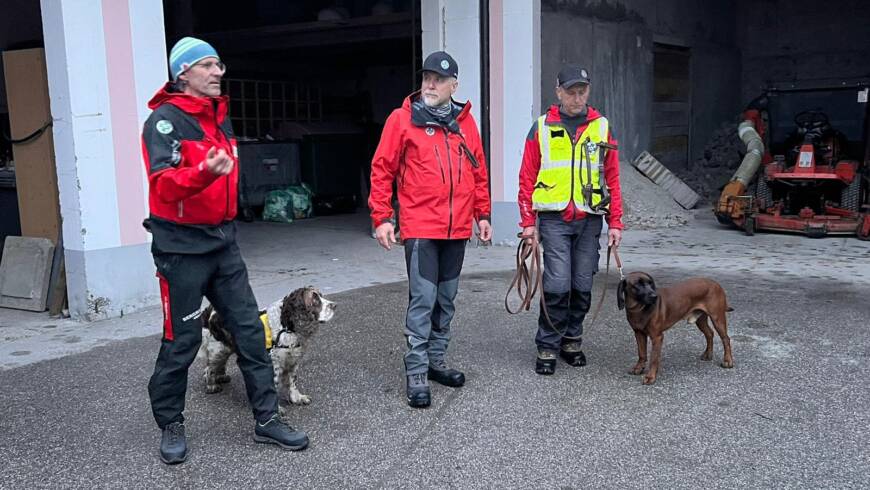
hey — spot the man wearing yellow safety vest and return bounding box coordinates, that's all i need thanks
[517,65,624,375]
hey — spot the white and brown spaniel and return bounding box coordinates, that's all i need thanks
[199,286,336,409]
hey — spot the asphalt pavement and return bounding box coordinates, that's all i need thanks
[2,266,868,488]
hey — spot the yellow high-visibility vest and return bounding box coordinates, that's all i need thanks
[532,115,609,214]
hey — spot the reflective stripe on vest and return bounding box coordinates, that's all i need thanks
[532,115,609,214]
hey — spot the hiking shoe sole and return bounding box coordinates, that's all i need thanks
[253,435,309,451]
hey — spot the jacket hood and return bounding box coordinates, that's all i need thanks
[148,82,229,116]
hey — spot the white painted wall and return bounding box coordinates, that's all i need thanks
[42,0,119,253]
[421,0,541,241]
[420,0,481,124]
[496,0,541,203]
[41,0,165,319]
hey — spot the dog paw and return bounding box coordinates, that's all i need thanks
[290,394,311,405]
[629,365,645,375]
[700,351,713,361]
[721,359,734,369]
[205,384,223,394]
[642,375,657,385]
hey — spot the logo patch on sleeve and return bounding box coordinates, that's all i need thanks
[155,120,174,134]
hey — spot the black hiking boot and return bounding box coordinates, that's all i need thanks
[159,422,188,465]
[253,414,309,451]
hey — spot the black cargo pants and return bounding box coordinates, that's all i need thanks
[148,242,277,428]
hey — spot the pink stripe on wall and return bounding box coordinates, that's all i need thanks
[489,0,504,201]
[102,0,147,245]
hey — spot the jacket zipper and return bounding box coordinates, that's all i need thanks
[569,126,578,221]
[444,130,454,238]
[434,145,446,183]
[213,100,231,221]
[178,201,184,218]
[458,144,463,184]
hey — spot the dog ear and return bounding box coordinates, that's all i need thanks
[303,288,319,308]
[617,279,626,310]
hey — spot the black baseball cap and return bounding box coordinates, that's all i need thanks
[421,51,458,78]
[557,66,591,87]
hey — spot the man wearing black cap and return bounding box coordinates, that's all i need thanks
[369,51,492,408]
[517,65,624,375]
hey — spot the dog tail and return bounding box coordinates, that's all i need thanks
[195,305,214,362]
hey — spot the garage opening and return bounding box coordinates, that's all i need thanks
[163,0,421,232]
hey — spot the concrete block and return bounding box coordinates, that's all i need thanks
[632,151,701,210]
[0,236,54,312]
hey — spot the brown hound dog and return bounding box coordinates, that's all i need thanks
[617,272,734,385]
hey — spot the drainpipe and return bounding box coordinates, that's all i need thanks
[479,0,490,178]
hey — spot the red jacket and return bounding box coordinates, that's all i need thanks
[141,83,239,226]
[369,93,491,239]
[518,105,623,229]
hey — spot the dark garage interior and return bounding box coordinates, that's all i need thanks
[1,0,868,243]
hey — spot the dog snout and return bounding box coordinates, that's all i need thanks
[645,292,658,304]
[318,299,336,322]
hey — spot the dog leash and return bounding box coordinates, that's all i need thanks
[504,235,622,339]
[585,245,623,330]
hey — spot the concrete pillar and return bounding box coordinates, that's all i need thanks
[420,0,482,124]
[488,0,540,242]
[40,0,167,320]
[421,0,540,243]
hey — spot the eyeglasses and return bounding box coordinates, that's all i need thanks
[193,60,227,73]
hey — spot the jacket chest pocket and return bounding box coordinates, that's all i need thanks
[405,143,446,187]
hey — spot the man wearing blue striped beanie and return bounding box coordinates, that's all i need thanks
[141,37,310,464]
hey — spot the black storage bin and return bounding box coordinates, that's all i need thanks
[300,133,365,208]
[237,141,301,215]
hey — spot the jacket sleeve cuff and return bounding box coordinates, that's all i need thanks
[477,214,491,222]
[606,218,624,230]
[372,216,395,228]
[190,161,220,187]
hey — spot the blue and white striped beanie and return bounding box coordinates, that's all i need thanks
[169,37,219,81]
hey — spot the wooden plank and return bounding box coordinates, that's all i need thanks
[2,48,61,244]
[632,151,699,209]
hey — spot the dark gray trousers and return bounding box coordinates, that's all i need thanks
[403,238,466,375]
[535,213,602,352]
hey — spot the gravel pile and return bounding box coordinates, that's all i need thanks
[618,160,692,229]
[674,121,744,205]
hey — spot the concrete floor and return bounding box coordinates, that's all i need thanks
[0,213,870,489]
[1,208,869,487]
[2,208,869,369]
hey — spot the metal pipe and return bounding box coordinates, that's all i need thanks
[411,0,418,91]
[479,0,491,176]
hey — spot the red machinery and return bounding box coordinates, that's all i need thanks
[716,83,870,238]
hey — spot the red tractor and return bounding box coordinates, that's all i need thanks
[716,82,870,238]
